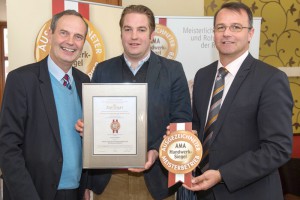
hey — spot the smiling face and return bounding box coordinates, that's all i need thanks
[214,8,254,66]
[121,13,154,64]
[48,14,87,72]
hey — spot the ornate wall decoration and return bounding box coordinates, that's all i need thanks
[291,81,300,134]
[205,0,300,134]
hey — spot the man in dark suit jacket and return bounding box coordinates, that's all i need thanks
[77,5,192,200]
[185,2,293,200]
[0,10,90,200]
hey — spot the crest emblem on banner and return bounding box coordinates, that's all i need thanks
[110,119,120,134]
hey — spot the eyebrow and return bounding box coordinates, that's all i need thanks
[123,25,148,29]
[216,23,242,25]
[59,29,85,37]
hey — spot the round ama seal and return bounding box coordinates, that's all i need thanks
[151,24,178,60]
[159,130,202,174]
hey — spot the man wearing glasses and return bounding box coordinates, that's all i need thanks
[184,2,293,200]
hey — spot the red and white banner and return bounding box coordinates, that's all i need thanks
[52,0,89,20]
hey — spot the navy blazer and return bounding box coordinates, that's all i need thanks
[88,51,192,199]
[0,57,90,200]
[192,53,293,200]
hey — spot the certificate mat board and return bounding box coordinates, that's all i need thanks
[82,83,148,168]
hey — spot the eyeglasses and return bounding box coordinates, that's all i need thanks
[214,24,252,32]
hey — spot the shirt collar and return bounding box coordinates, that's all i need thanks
[123,52,151,75]
[217,51,249,77]
[47,55,73,83]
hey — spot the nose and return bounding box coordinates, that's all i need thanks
[66,35,75,45]
[131,30,138,39]
[223,27,231,36]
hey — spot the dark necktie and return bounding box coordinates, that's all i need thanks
[62,74,72,90]
[198,67,228,172]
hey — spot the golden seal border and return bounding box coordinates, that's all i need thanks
[159,130,202,174]
[151,24,178,60]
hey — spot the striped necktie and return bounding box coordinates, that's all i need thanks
[62,74,72,90]
[198,67,228,172]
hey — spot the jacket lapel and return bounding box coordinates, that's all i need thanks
[199,64,218,139]
[38,57,62,152]
[109,56,124,83]
[73,69,83,104]
[145,52,161,88]
[210,54,254,144]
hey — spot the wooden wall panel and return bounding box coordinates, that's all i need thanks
[93,170,175,200]
[83,0,122,6]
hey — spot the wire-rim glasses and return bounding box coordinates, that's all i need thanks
[214,23,252,32]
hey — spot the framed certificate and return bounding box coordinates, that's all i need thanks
[82,83,148,168]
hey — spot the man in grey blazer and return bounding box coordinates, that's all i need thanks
[0,10,90,200]
[185,2,293,200]
[77,4,192,200]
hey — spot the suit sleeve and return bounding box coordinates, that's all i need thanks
[0,72,40,199]
[219,70,293,192]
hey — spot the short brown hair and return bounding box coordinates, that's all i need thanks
[214,2,253,28]
[119,5,155,34]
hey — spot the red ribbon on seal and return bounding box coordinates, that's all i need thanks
[168,122,193,188]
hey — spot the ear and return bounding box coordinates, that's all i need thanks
[248,27,254,43]
[150,31,155,41]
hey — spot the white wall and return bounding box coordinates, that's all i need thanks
[122,0,203,16]
[6,0,203,72]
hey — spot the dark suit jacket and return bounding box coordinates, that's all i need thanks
[0,57,90,200]
[88,51,192,199]
[192,53,293,200]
